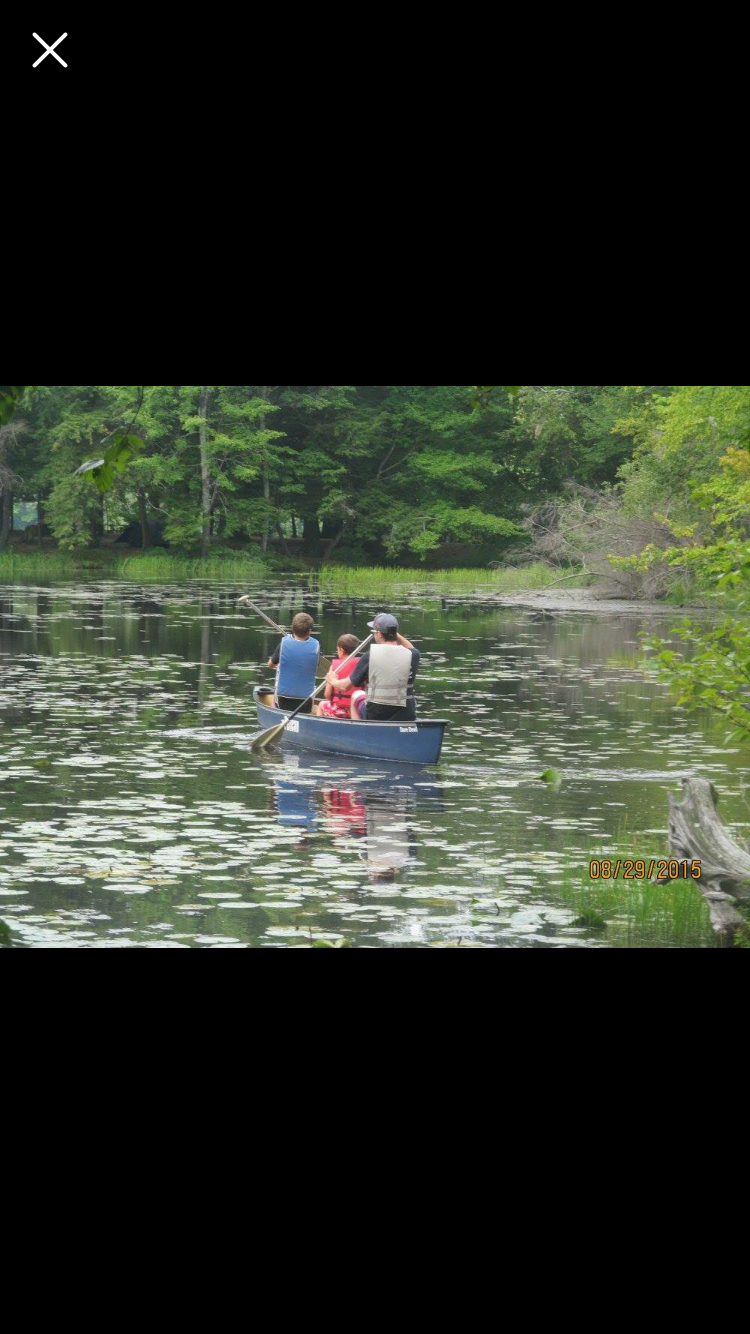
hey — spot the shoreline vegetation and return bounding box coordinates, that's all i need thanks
[0,550,590,594]
[0,550,717,605]
[3,387,745,611]
[559,842,714,949]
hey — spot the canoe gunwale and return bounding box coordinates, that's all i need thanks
[254,687,448,730]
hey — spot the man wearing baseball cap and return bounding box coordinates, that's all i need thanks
[325,612,420,722]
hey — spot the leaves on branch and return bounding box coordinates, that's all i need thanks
[0,386,37,425]
[75,433,146,494]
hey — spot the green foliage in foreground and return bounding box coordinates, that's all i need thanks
[645,608,750,742]
[0,387,37,425]
[74,433,145,493]
[600,391,750,737]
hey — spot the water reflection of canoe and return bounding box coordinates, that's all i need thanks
[264,749,445,803]
[254,688,448,764]
[267,751,431,876]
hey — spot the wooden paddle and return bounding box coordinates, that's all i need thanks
[237,595,331,675]
[250,633,373,752]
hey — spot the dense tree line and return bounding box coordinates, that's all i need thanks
[0,385,645,562]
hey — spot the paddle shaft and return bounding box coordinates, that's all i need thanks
[237,597,287,635]
[238,596,331,674]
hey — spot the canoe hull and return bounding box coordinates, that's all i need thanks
[254,688,447,764]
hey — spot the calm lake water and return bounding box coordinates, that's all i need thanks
[1,578,747,948]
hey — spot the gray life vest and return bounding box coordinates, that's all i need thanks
[367,644,412,707]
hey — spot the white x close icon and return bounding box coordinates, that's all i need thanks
[33,33,68,67]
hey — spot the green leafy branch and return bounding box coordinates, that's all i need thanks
[471,386,521,410]
[74,434,146,494]
[0,386,37,425]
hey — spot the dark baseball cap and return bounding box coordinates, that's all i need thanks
[367,613,399,632]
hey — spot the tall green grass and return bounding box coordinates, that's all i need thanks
[315,562,585,596]
[1,551,584,592]
[0,551,268,582]
[114,554,268,580]
[554,847,714,948]
[0,551,98,579]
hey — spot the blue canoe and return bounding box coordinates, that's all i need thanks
[254,688,448,765]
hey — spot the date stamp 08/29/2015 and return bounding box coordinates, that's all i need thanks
[589,860,702,881]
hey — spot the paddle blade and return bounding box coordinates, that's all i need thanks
[250,719,288,752]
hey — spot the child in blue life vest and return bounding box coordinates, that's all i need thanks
[268,612,321,713]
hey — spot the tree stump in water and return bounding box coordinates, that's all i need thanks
[667,779,750,946]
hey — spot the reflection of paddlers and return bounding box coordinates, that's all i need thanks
[359,795,416,878]
[274,775,318,830]
[322,788,366,837]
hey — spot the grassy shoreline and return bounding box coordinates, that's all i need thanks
[557,848,714,948]
[0,550,584,593]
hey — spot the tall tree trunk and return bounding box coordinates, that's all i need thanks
[321,524,346,565]
[138,490,151,550]
[91,494,105,545]
[303,517,322,554]
[0,436,11,550]
[261,457,270,554]
[260,385,271,555]
[37,496,44,548]
[291,514,297,540]
[199,386,211,558]
[0,484,12,550]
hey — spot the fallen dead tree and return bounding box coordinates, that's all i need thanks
[667,778,750,946]
[520,486,677,599]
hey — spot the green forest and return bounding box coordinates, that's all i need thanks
[2,386,746,582]
[0,384,688,562]
[2,385,748,598]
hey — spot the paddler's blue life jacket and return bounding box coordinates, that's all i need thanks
[276,636,320,700]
